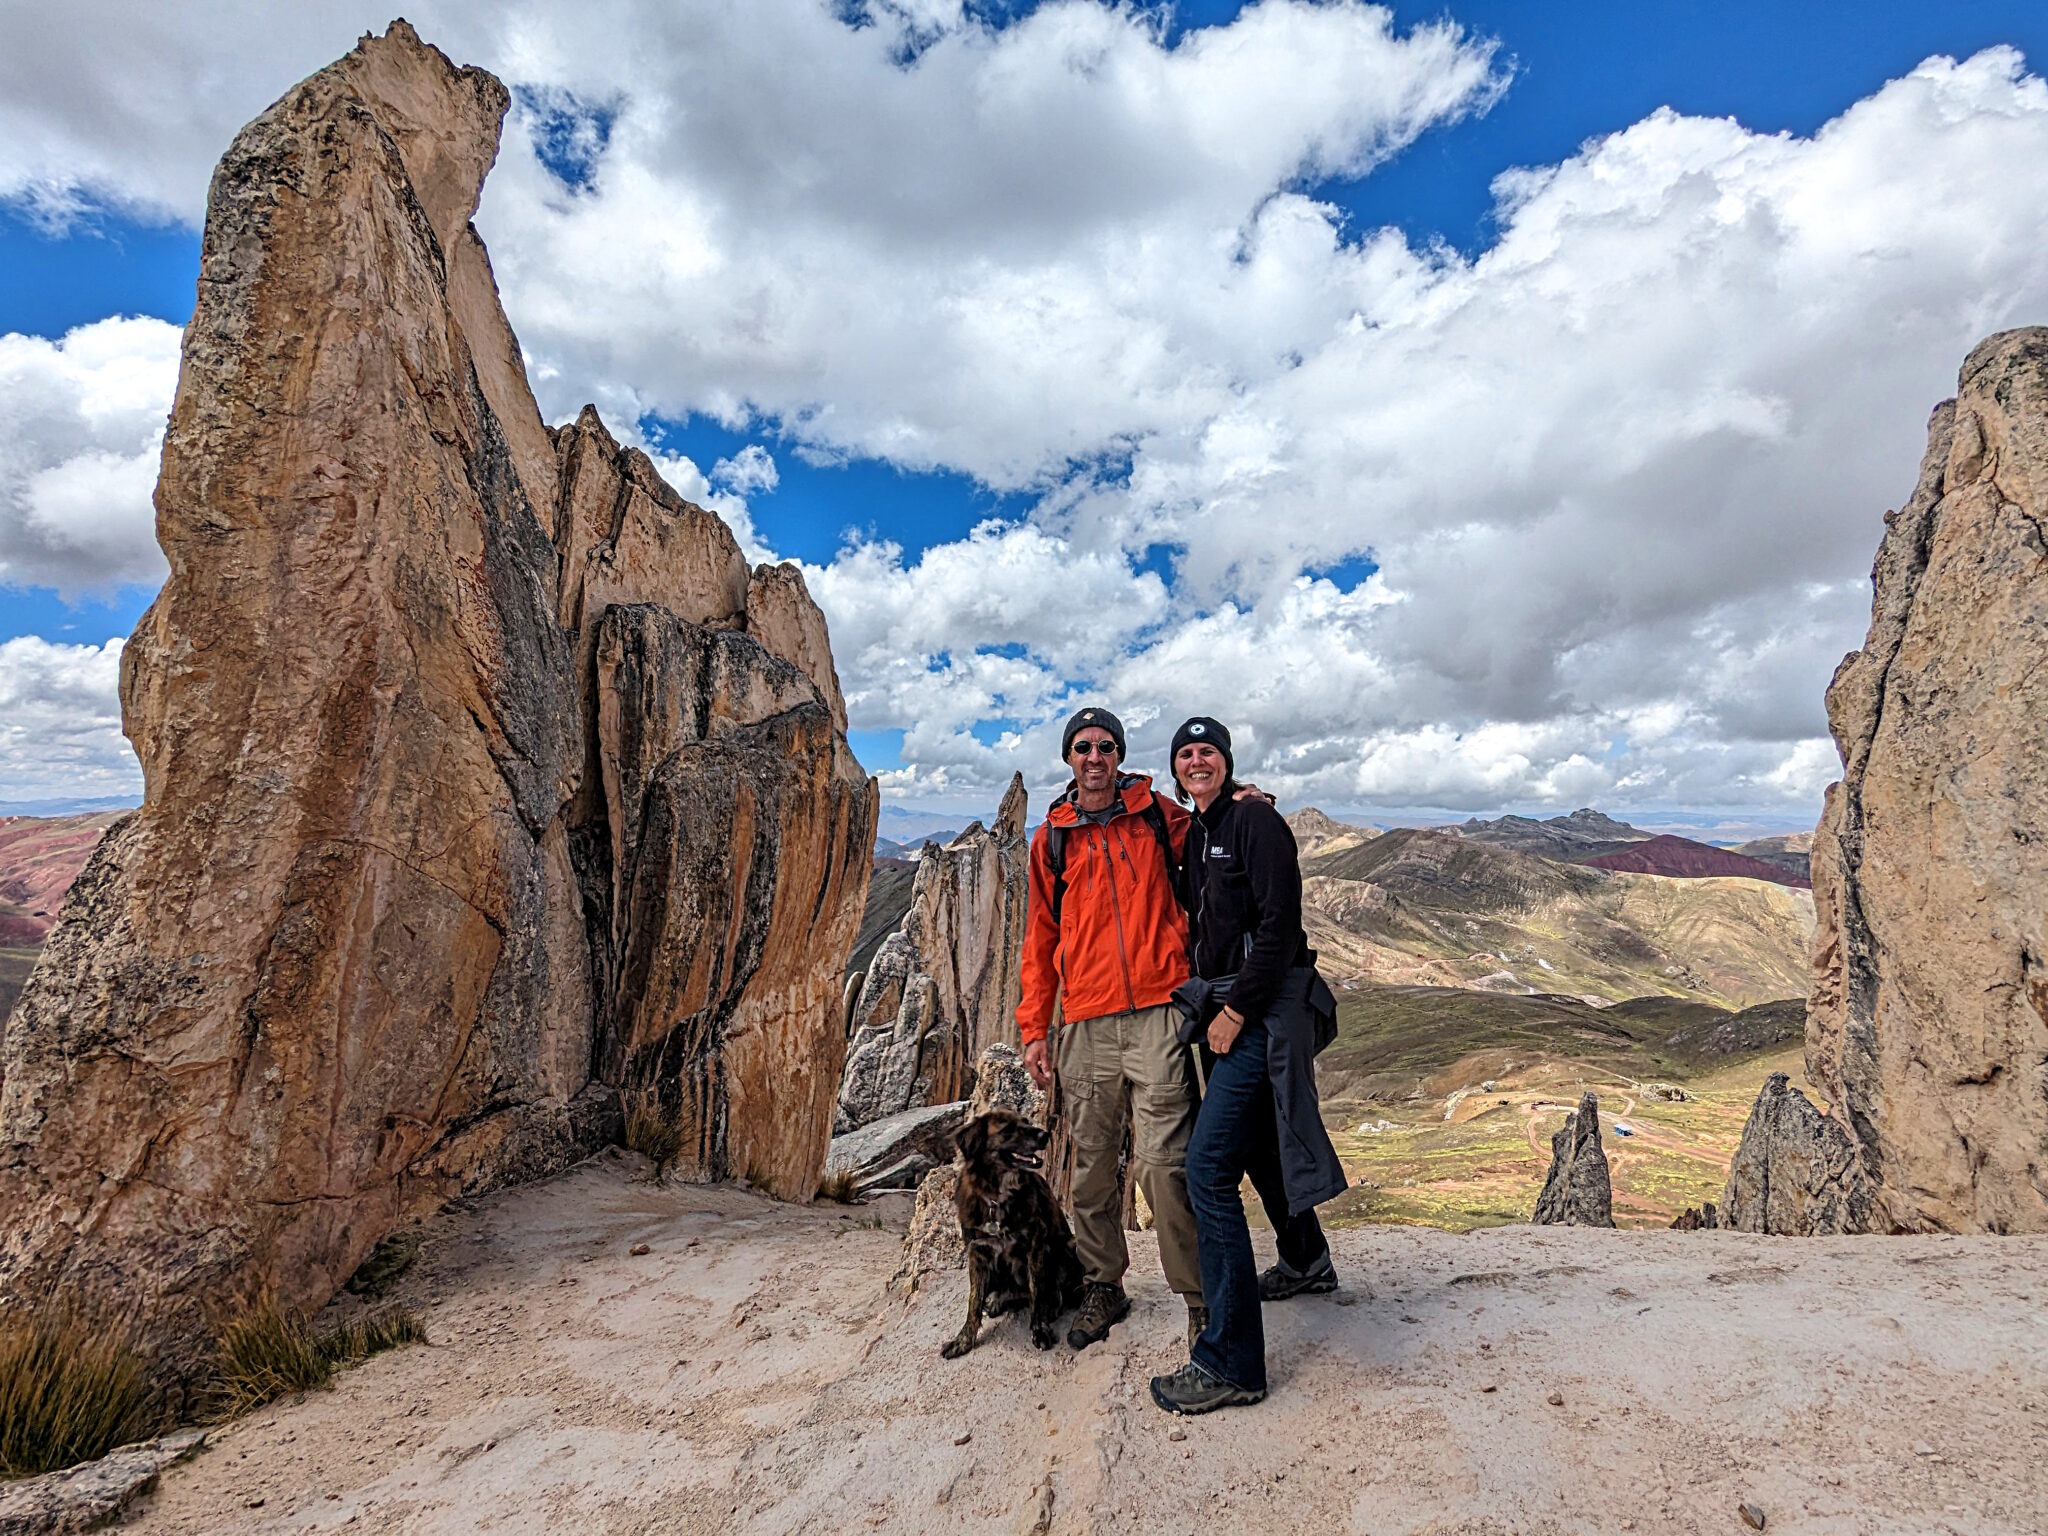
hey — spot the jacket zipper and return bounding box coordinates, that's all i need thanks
[1101,825,1138,1013]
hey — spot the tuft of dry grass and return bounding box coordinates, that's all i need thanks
[0,1304,154,1480]
[816,1168,859,1204]
[624,1088,685,1183]
[204,1302,425,1421]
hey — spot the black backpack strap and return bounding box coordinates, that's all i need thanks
[1047,823,1069,925]
[1048,794,1175,928]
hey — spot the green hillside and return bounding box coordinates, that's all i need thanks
[1301,983,1809,1232]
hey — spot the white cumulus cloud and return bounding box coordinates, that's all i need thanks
[0,636,139,801]
[5,7,2047,819]
[0,316,179,593]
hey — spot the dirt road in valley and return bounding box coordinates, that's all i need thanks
[119,1152,2048,1535]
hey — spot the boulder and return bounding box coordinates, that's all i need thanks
[837,775,1028,1130]
[1803,328,2048,1234]
[893,1164,963,1294]
[823,1101,966,1194]
[968,1040,1043,1121]
[0,1430,206,1536]
[1721,1074,1875,1236]
[1532,1092,1615,1227]
[0,21,874,1375]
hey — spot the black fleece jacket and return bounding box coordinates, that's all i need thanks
[1177,790,1312,1024]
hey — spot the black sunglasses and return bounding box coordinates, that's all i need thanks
[1070,739,1119,757]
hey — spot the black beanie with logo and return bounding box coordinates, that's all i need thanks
[1169,716,1234,781]
[1061,706,1127,760]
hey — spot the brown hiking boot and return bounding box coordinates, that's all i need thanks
[1186,1302,1209,1355]
[1066,1283,1130,1350]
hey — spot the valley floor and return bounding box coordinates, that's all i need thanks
[126,1156,2047,1536]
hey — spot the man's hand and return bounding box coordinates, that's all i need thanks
[1233,782,1276,807]
[1024,1037,1053,1090]
[1207,1007,1244,1055]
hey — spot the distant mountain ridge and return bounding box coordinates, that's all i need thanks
[1298,825,1814,1008]
[1452,807,1651,860]
[1729,834,1813,881]
[1582,834,1811,889]
[1285,807,1379,858]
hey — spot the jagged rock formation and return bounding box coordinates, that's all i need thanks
[1720,1074,1874,1235]
[1532,1093,1615,1227]
[1803,328,2048,1235]
[837,775,1027,1131]
[0,22,874,1371]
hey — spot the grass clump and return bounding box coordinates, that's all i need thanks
[816,1168,859,1204]
[624,1087,685,1183]
[205,1302,425,1421]
[0,1304,153,1480]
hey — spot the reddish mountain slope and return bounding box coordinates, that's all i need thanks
[0,812,123,945]
[1581,833,1811,889]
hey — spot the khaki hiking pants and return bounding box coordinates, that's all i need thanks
[1055,1003,1203,1300]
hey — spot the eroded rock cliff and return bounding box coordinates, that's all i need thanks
[1803,327,2048,1235]
[837,775,1028,1131]
[0,21,873,1371]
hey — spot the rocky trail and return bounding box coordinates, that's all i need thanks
[119,1154,2048,1535]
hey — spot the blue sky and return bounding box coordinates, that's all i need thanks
[6,0,2048,825]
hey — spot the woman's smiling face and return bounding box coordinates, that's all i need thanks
[1174,741,1227,805]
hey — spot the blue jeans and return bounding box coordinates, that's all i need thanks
[1185,1020,1331,1393]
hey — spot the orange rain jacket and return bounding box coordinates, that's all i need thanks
[1017,773,1193,1045]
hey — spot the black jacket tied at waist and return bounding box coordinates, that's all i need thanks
[1171,964,1348,1216]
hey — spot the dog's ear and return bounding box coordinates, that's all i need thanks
[953,1115,988,1161]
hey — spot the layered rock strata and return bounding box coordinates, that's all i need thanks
[837,775,1027,1131]
[0,22,873,1369]
[1802,328,2048,1234]
[1532,1093,1615,1227]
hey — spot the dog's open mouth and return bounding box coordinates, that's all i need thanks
[1005,1149,1045,1170]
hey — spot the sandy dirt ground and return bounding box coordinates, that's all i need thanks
[124,1149,2048,1535]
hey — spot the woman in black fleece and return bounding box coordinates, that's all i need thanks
[1149,716,1348,1416]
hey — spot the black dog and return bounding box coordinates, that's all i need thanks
[940,1110,1085,1357]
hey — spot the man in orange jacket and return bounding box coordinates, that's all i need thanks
[1019,707,1206,1351]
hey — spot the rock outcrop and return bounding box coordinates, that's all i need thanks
[1802,328,2048,1235]
[1721,1074,1875,1236]
[0,22,874,1373]
[823,1101,966,1195]
[0,1429,207,1536]
[1532,1093,1615,1227]
[837,775,1027,1131]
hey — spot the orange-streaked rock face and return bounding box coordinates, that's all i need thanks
[0,21,873,1376]
[1803,327,2048,1235]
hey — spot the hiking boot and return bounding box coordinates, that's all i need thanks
[1258,1252,1338,1301]
[1066,1283,1130,1350]
[1186,1302,1209,1355]
[1149,1358,1264,1415]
